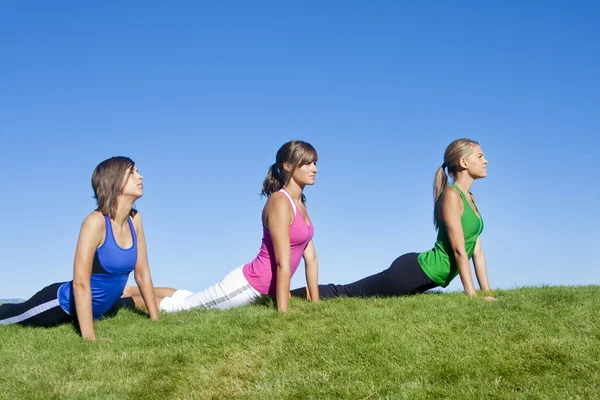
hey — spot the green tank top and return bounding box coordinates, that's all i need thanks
[417,184,484,287]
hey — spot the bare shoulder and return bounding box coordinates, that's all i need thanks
[440,186,463,217]
[78,212,105,246]
[441,186,461,204]
[131,210,144,230]
[266,192,291,210]
[264,191,293,223]
[82,211,105,230]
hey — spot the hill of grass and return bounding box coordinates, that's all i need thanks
[1,285,598,399]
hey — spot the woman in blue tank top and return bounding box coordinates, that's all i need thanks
[0,157,160,340]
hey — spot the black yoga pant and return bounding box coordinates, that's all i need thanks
[291,252,438,299]
[0,282,73,327]
[0,284,136,328]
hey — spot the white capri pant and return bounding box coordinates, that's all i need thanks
[159,266,262,312]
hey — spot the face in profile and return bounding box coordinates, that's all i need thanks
[121,166,144,199]
[291,161,318,187]
[464,144,488,179]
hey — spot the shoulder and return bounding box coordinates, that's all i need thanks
[131,210,143,230]
[267,191,292,209]
[265,191,294,219]
[441,186,461,203]
[78,212,105,244]
[82,211,105,230]
[440,186,463,214]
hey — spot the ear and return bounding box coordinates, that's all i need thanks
[459,157,469,169]
[282,162,292,173]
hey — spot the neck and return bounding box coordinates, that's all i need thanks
[283,181,304,202]
[113,197,134,225]
[453,173,475,195]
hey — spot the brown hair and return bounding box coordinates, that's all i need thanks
[261,140,318,204]
[92,156,137,219]
[433,138,479,227]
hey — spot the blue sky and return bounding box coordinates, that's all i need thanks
[1,1,598,299]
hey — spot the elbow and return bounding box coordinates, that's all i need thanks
[134,270,148,284]
[276,263,291,278]
[305,256,318,268]
[276,257,290,271]
[452,249,468,261]
[72,280,90,294]
[277,264,290,273]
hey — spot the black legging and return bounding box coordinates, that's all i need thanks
[0,284,136,328]
[291,252,438,299]
[0,282,73,327]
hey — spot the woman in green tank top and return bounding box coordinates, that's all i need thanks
[291,138,497,301]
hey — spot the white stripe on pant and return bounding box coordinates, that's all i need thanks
[159,266,262,312]
[0,299,61,325]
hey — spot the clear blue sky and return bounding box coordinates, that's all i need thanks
[1,1,598,299]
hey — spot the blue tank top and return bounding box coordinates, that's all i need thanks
[57,215,138,319]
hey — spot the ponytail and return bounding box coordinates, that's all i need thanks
[432,164,449,228]
[261,163,285,197]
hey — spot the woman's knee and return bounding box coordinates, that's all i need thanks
[121,285,139,297]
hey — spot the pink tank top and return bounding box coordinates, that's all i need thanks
[242,188,315,296]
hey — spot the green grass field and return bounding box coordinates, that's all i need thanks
[1,285,598,399]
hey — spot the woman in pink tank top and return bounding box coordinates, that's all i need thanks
[122,140,321,313]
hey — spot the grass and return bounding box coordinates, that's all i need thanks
[1,285,599,399]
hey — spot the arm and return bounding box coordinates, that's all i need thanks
[302,240,320,303]
[72,213,104,340]
[132,212,159,320]
[439,188,477,297]
[472,237,490,292]
[266,193,293,313]
[472,237,497,301]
